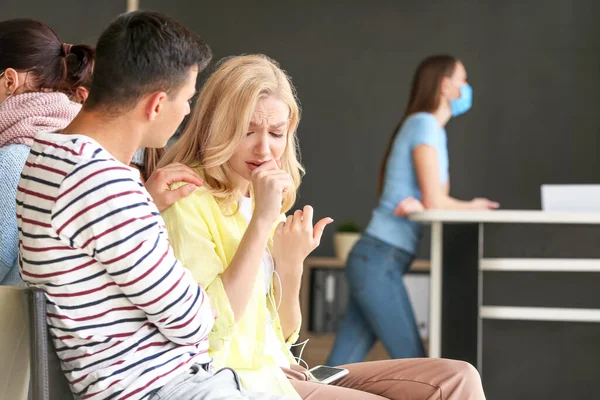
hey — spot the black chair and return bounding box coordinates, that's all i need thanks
[29,289,73,400]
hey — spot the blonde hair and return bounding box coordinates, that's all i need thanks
[158,54,303,213]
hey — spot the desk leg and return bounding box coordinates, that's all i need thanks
[440,223,480,364]
[429,221,443,358]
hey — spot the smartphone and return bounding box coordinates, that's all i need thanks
[307,365,349,384]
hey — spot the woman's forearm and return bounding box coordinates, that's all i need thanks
[273,266,302,341]
[423,194,473,210]
[221,217,272,322]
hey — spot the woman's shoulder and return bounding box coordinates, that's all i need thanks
[170,182,217,205]
[401,113,442,143]
[403,112,439,130]
[0,143,31,160]
[162,184,227,229]
[166,184,240,223]
[0,144,30,175]
[0,145,30,209]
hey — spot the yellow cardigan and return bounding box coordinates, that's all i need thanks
[162,186,301,397]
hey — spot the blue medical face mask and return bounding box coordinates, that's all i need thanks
[450,83,473,117]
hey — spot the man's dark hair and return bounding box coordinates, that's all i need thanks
[84,11,212,113]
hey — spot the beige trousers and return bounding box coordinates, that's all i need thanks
[283,358,486,400]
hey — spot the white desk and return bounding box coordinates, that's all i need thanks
[409,210,600,365]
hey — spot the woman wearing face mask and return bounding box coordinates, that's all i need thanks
[327,55,499,366]
[160,54,487,400]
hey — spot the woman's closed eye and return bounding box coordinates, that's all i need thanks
[270,132,284,138]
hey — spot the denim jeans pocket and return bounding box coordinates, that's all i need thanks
[149,365,200,399]
[346,234,416,290]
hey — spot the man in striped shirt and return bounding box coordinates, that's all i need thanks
[17,11,290,400]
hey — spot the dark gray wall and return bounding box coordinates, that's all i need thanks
[4,1,600,398]
[7,1,599,258]
[4,0,124,44]
[143,0,600,257]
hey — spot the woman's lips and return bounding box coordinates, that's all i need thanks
[246,161,268,171]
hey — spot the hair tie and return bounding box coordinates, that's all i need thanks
[62,43,73,57]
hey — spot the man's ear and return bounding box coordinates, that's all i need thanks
[144,91,168,121]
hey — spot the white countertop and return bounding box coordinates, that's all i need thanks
[409,210,600,224]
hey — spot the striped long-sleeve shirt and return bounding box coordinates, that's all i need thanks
[16,132,214,400]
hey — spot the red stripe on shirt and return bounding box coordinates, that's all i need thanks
[56,190,143,234]
[48,306,138,322]
[136,270,186,308]
[17,214,52,228]
[103,241,145,265]
[22,244,72,252]
[78,142,87,155]
[21,259,96,278]
[17,186,56,201]
[107,323,154,339]
[119,247,168,287]
[80,214,154,249]
[63,341,122,362]
[34,138,80,156]
[25,161,68,176]
[47,281,117,298]
[57,166,132,200]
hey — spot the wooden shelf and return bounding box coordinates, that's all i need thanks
[304,257,430,272]
[297,333,392,368]
[296,333,430,368]
[297,257,430,367]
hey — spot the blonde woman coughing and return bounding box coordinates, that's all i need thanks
[160,54,486,400]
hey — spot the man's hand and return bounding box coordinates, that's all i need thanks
[144,163,203,211]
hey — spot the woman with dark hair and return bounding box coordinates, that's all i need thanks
[0,19,201,286]
[64,44,95,103]
[328,55,499,365]
[0,19,89,285]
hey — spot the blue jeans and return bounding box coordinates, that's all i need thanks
[149,365,293,400]
[327,234,425,366]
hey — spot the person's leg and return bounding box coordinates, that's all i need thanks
[290,379,387,400]
[327,236,379,365]
[347,235,425,359]
[150,365,294,400]
[334,358,486,400]
[326,294,377,366]
[284,365,385,400]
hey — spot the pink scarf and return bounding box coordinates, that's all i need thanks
[0,92,82,147]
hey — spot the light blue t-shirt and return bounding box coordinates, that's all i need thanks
[0,144,29,286]
[366,112,449,254]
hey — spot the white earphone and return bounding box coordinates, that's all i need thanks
[265,246,312,369]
